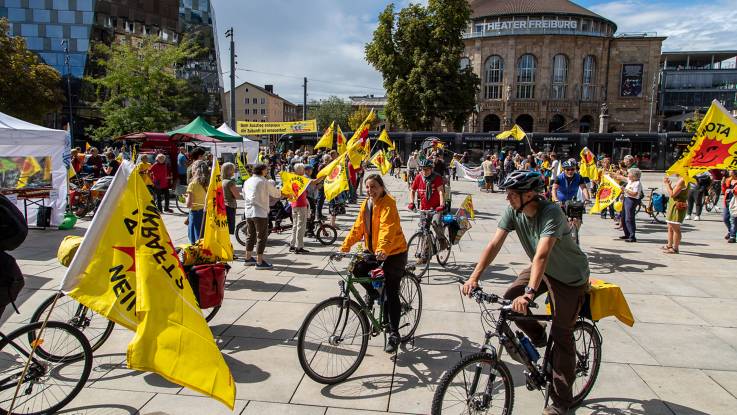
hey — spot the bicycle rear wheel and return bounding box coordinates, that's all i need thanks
[398,273,422,342]
[431,352,514,415]
[650,211,666,224]
[203,305,220,322]
[235,220,248,246]
[407,232,432,280]
[435,226,452,266]
[29,293,114,360]
[0,321,92,415]
[297,297,369,384]
[316,224,338,245]
[174,194,189,214]
[570,320,602,407]
[570,221,580,246]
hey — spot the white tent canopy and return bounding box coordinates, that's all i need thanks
[217,123,259,164]
[0,112,67,226]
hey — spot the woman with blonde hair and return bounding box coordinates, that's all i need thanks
[663,174,688,253]
[186,160,209,244]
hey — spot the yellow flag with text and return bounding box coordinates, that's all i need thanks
[666,100,737,180]
[314,121,335,150]
[280,171,311,202]
[590,174,622,214]
[347,125,370,168]
[378,129,392,147]
[460,195,475,219]
[336,125,347,155]
[496,124,526,140]
[579,147,598,179]
[236,151,250,181]
[201,159,234,261]
[16,156,42,188]
[370,150,392,175]
[60,162,236,409]
[322,156,350,201]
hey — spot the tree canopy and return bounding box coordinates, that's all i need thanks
[0,18,63,124]
[87,35,201,139]
[365,0,479,131]
[683,110,703,134]
[348,106,380,131]
[307,96,353,130]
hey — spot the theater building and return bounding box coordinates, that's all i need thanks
[464,0,665,134]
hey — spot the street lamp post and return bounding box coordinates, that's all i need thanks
[61,39,74,142]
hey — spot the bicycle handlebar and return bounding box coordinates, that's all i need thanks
[470,287,538,309]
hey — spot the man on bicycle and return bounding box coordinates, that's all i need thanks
[462,170,590,415]
[551,160,590,204]
[408,159,447,251]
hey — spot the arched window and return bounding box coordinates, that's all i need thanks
[580,115,594,132]
[549,114,566,132]
[483,114,501,132]
[516,54,536,99]
[515,114,534,132]
[551,54,568,100]
[582,55,596,101]
[484,55,504,99]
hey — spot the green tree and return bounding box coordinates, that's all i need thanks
[307,96,352,130]
[348,106,379,131]
[365,0,479,131]
[683,110,703,133]
[0,18,63,124]
[87,35,201,139]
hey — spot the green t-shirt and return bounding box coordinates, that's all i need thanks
[497,199,589,286]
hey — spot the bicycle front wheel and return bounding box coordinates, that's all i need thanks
[234,220,248,246]
[431,352,514,415]
[316,224,338,245]
[398,273,422,342]
[29,293,114,360]
[407,232,432,279]
[297,297,369,384]
[571,320,603,407]
[435,226,452,266]
[570,221,580,246]
[0,321,92,415]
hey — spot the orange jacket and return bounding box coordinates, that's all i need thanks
[341,193,407,256]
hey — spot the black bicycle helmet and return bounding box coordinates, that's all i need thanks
[419,159,434,168]
[561,160,577,169]
[499,170,545,193]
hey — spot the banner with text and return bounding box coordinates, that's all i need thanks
[237,120,317,135]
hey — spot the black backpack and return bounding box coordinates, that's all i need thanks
[0,194,28,251]
[0,251,25,315]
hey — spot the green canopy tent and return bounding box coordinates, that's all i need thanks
[167,116,241,143]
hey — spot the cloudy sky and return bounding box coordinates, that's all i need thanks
[212,0,737,103]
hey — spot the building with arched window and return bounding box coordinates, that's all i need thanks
[464,0,665,133]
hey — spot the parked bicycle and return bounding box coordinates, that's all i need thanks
[432,287,602,414]
[561,200,585,245]
[234,206,337,247]
[635,187,666,224]
[406,209,452,279]
[296,251,422,384]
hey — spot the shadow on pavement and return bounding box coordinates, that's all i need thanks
[225,278,305,293]
[319,373,413,400]
[586,247,667,274]
[12,227,87,261]
[581,397,710,415]
[58,404,139,414]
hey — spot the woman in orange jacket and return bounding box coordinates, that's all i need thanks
[340,173,408,353]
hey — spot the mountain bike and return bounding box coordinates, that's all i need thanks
[635,187,666,224]
[296,252,422,384]
[0,319,92,414]
[406,209,452,280]
[704,183,719,212]
[431,287,602,414]
[561,200,585,246]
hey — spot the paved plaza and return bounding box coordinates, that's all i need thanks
[4,172,737,415]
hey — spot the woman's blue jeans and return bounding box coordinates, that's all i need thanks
[623,197,638,239]
[188,209,204,244]
[724,204,737,238]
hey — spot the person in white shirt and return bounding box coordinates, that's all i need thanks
[406,151,419,185]
[242,163,282,269]
[620,167,643,243]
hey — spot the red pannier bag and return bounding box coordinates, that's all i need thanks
[187,263,229,309]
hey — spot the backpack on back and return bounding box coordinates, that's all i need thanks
[0,194,28,251]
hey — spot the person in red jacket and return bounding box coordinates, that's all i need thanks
[148,153,173,213]
[408,159,448,253]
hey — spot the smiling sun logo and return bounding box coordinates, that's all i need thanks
[690,137,736,167]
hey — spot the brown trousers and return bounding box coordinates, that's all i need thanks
[503,266,587,409]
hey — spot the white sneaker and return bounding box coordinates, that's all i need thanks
[685,215,691,220]
[694,215,701,221]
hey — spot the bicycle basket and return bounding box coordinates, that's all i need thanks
[565,201,585,219]
[652,193,668,213]
[348,255,380,279]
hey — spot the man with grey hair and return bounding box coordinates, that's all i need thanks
[620,167,643,242]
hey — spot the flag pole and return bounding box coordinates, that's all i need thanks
[523,132,535,154]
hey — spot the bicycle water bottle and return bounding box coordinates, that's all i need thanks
[369,268,385,302]
[517,332,540,362]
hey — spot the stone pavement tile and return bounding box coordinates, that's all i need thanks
[685,276,737,299]
[625,294,708,325]
[704,370,737,400]
[596,320,659,366]
[326,408,413,415]
[418,283,464,312]
[222,300,314,340]
[291,345,395,412]
[0,288,56,325]
[579,363,672,414]
[57,387,154,414]
[671,296,737,328]
[709,326,737,350]
[412,309,486,352]
[207,298,256,336]
[271,277,343,304]
[611,274,709,298]
[21,269,62,290]
[139,393,247,415]
[224,274,292,301]
[242,400,325,415]
[388,349,461,414]
[628,323,737,371]
[632,364,736,415]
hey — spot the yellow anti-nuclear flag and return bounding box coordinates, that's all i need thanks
[236,151,250,181]
[322,155,350,201]
[496,124,526,140]
[336,125,347,155]
[590,174,622,214]
[280,171,311,202]
[378,128,392,147]
[370,150,392,175]
[60,161,236,409]
[68,164,77,179]
[579,147,598,180]
[314,121,335,150]
[347,125,370,168]
[201,159,234,261]
[460,194,476,219]
[667,100,737,180]
[16,156,42,188]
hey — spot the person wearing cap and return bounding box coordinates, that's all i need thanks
[463,170,590,415]
[408,159,448,254]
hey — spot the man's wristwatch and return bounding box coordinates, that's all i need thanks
[524,286,537,296]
